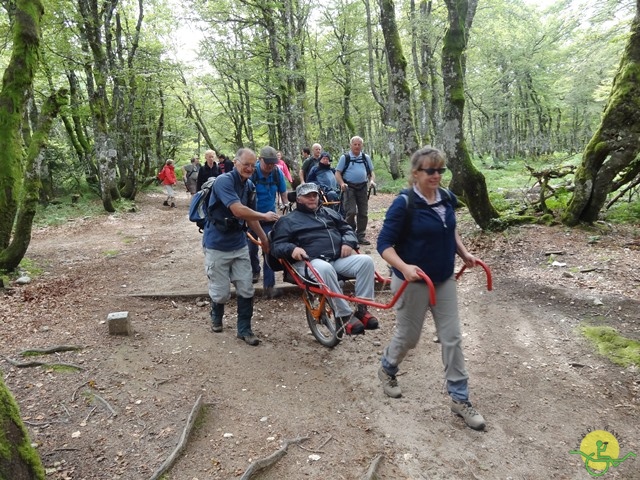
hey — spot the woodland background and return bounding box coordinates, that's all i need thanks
[1,0,640,476]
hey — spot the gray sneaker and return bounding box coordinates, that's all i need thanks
[378,367,402,398]
[451,400,486,430]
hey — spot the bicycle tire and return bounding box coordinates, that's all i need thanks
[304,292,341,348]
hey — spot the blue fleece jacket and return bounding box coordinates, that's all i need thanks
[376,188,458,283]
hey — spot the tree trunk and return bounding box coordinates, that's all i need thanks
[0,89,68,271]
[0,0,45,250]
[0,377,45,479]
[563,0,640,225]
[441,0,499,229]
[379,0,419,179]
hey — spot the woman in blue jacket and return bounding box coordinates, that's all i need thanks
[375,146,486,430]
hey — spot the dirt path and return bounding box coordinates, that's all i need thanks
[1,188,638,479]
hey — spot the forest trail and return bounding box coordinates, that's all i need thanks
[1,188,638,479]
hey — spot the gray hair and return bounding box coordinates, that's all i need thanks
[234,148,256,163]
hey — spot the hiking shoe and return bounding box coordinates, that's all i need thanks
[170,202,176,208]
[451,400,486,430]
[378,367,402,398]
[211,323,223,333]
[358,237,371,245]
[163,200,169,206]
[252,272,260,284]
[354,310,379,330]
[237,334,260,346]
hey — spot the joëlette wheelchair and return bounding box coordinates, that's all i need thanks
[249,226,492,348]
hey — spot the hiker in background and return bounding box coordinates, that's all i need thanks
[275,150,293,185]
[217,153,235,176]
[249,146,288,297]
[375,145,486,431]
[158,159,178,208]
[299,143,322,182]
[197,150,218,191]
[183,156,201,195]
[203,148,279,346]
[335,136,376,245]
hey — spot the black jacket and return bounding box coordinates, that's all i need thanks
[271,203,358,262]
[197,162,219,191]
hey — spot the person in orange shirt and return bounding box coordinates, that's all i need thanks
[158,159,178,207]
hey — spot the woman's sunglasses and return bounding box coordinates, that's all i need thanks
[417,167,447,175]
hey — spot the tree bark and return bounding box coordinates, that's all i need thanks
[441,0,499,229]
[563,0,640,225]
[0,89,68,271]
[0,0,45,250]
[0,377,45,479]
[379,0,419,179]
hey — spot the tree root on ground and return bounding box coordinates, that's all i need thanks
[149,394,203,480]
[4,357,83,370]
[240,436,310,479]
[361,454,383,480]
[92,393,117,417]
[18,345,83,356]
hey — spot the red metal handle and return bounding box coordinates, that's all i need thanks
[455,259,492,291]
[297,259,437,308]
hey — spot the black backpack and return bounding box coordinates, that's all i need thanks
[341,152,372,177]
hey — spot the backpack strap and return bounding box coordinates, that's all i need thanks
[342,152,372,178]
[398,187,452,242]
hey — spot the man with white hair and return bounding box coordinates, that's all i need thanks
[335,136,376,245]
[299,142,322,183]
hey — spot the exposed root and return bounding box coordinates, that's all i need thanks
[240,436,310,479]
[92,393,117,417]
[4,357,84,370]
[18,345,83,356]
[149,394,203,480]
[361,454,383,480]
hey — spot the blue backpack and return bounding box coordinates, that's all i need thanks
[189,177,216,233]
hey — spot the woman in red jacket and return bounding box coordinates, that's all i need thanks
[158,159,178,207]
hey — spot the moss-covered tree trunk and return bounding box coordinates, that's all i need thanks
[441,0,499,230]
[0,89,68,271]
[77,0,118,212]
[0,0,45,251]
[379,0,420,179]
[563,0,640,225]
[0,377,45,478]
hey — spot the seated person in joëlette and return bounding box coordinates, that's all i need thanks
[306,151,340,203]
[270,182,379,336]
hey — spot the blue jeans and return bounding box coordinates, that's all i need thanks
[248,223,275,288]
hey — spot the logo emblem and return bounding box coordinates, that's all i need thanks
[570,428,636,477]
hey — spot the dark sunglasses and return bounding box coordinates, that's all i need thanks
[417,167,447,175]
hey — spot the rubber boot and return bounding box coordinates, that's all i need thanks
[236,296,259,345]
[211,303,224,332]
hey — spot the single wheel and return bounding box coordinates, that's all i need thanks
[304,292,341,348]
